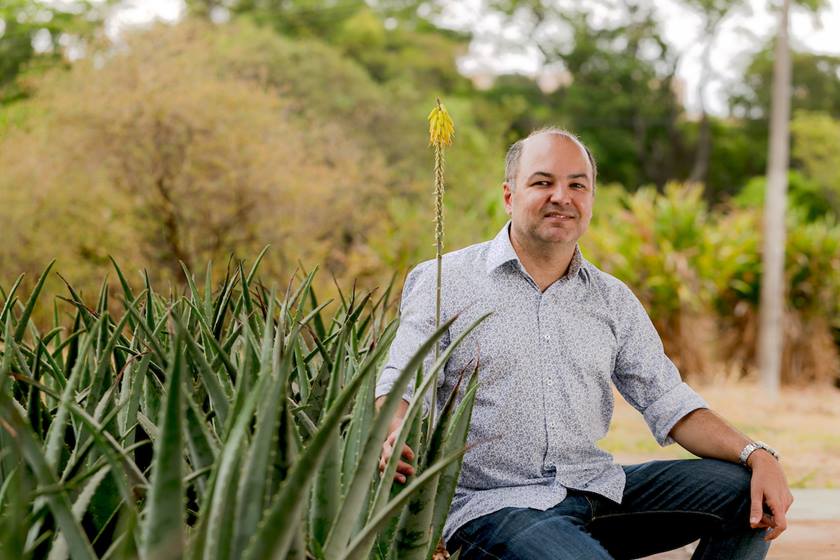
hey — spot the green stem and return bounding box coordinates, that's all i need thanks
[430,144,445,445]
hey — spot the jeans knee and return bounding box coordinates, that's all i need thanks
[706,460,754,529]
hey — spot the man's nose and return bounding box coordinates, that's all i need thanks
[549,185,573,205]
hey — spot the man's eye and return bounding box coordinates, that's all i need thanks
[534,181,550,186]
[571,183,586,189]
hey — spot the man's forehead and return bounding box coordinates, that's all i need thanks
[522,132,588,160]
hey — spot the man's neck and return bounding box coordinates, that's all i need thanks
[509,227,576,292]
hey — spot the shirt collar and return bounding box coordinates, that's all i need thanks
[485,221,589,285]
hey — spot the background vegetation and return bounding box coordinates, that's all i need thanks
[1,0,838,386]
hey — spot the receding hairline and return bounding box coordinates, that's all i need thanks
[504,127,597,189]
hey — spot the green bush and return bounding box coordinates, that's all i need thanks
[584,183,840,383]
[0,255,482,559]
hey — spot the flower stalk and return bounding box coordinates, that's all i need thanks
[427,97,454,360]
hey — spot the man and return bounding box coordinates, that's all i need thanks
[375,128,793,559]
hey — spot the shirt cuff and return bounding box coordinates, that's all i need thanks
[375,367,414,403]
[642,382,708,446]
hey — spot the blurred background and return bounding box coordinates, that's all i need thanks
[1,0,839,388]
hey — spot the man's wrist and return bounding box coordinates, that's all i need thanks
[740,441,780,469]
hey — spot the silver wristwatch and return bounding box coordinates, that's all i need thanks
[739,441,780,467]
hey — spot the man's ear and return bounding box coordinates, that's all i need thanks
[503,181,513,216]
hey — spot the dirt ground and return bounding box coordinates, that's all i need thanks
[601,380,840,489]
[604,380,840,559]
[645,521,840,559]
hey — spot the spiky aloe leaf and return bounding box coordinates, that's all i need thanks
[183,300,237,389]
[240,316,447,560]
[0,272,24,323]
[309,319,351,548]
[48,465,111,560]
[200,363,272,560]
[140,336,186,560]
[184,391,218,497]
[339,448,468,560]
[230,293,290,556]
[0,393,97,560]
[13,260,55,343]
[44,318,100,470]
[26,341,46,440]
[109,257,136,310]
[176,314,230,430]
[340,349,378,492]
[395,366,475,560]
[368,313,489,527]
[427,366,479,559]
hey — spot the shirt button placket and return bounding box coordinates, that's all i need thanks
[538,296,555,468]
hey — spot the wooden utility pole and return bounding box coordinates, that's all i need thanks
[758,0,792,399]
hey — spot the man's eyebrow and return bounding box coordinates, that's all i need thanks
[527,171,555,181]
[567,173,590,181]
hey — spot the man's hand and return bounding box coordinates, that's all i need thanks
[379,430,416,484]
[748,450,795,541]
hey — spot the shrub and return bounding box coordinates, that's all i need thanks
[0,256,482,559]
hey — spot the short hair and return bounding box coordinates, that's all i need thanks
[504,127,598,191]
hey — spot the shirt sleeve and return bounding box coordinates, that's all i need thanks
[611,284,707,446]
[375,261,448,408]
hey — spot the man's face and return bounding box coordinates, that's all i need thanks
[503,134,594,249]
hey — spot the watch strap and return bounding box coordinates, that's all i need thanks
[739,441,779,467]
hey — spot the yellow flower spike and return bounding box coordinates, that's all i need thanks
[428,97,455,147]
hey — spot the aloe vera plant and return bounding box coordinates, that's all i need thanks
[0,253,482,559]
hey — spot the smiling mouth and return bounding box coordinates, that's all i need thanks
[543,213,576,220]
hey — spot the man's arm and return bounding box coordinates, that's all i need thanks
[376,396,415,483]
[669,408,794,541]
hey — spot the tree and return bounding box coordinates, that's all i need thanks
[758,0,792,398]
[484,1,689,189]
[682,0,746,186]
[0,0,112,103]
[730,45,840,120]
[0,20,395,295]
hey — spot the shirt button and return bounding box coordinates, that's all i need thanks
[544,335,550,342]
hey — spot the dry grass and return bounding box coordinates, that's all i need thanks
[600,379,840,489]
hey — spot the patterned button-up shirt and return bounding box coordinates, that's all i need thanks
[375,221,707,544]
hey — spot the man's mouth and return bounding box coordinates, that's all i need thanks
[544,212,576,220]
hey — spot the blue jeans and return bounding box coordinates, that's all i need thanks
[447,459,771,559]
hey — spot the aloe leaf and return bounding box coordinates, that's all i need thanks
[201,367,271,560]
[121,354,149,457]
[0,273,24,323]
[237,261,261,338]
[340,353,377,492]
[27,340,46,439]
[176,313,230,429]
[0,393,97,560]
[13,260,55,343]
[184,393,217,498]
[62,399,147,503]
[140,336,186,560]
[395,368,472,560]
[203,260,214,322]
[427,367,480,558]
[95,274,110,316]
[306,278,327,340]
[212,265,238,339]
[339,447,469,560]
[230,291,287,556]
[243,316,451,560]
[184,299,237,388]
[369,313,489,525]
[48,465,111,560]
[180,260,202,308]
[109,257,136,310]
[44,319,100,470]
